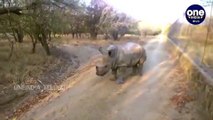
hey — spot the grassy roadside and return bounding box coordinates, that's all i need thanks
[170,41,213,120]
[180,54,213,120]
[168,23,213,119]
[0,39,67,119]
[167,19,213,119]
[171,23,213,67]
[0,40,61,86]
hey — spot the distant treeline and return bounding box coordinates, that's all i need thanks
[0,0,141,56]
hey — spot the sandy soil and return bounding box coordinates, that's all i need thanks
[18,36,197,120]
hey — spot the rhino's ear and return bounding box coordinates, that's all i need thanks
[107,46,118,58]
[98,47,104,54]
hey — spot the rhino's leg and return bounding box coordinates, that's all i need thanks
[111,68,118,80]
[132,64,139,74]
[115,67,125,84]
[116,76,124,84]
[132,62,144,76]
[138,63,144,76]
[132,59,142,75]
[137,57,146,76]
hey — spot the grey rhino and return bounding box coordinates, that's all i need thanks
[96,42,147,84]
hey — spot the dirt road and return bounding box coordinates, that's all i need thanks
[19,36,195,120]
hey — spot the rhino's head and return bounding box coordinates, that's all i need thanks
[96,45,118,76]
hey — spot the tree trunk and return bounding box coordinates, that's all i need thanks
[111,31,118,40]
[90,32,97,40]
[29,34,37,53]
[38,33,51,55]
[14,28,24,43]
[32,42,37,53]
[8,41,14,59]
[4,32,14,59]
[104,33,110,40]
[48,31,51,41]
[53,32,56,38]
[72,32,75,38]
[78,33,81,39]
[12,28,18,42]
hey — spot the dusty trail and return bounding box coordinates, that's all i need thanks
[19,36,193,120]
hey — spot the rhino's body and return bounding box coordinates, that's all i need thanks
[110,42,146,69]
[96,42,147,84]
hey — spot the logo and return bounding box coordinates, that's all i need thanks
[185,4,206,25]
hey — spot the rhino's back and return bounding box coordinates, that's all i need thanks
[116,42,143,67]
[121,42,142,55]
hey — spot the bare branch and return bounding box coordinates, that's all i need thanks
[0,7,23,15]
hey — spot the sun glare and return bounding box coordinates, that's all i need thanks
[105,0,202,26]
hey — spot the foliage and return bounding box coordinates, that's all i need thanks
[99,5,139,40]
[0,0,139,56]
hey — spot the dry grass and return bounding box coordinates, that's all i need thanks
[168,20,213,119]
[171,47,213,120]
[182,58,213,120]
[174,24,213,68]
[51,34,142,45]
[0,40,60,87]
[1,34,142,86]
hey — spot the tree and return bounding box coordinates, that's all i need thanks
[99,8,137,40]
[0,0,81,55]
[99,6,115,39]
[86,0,107,39]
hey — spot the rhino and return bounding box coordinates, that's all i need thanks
[96,42,147,84]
